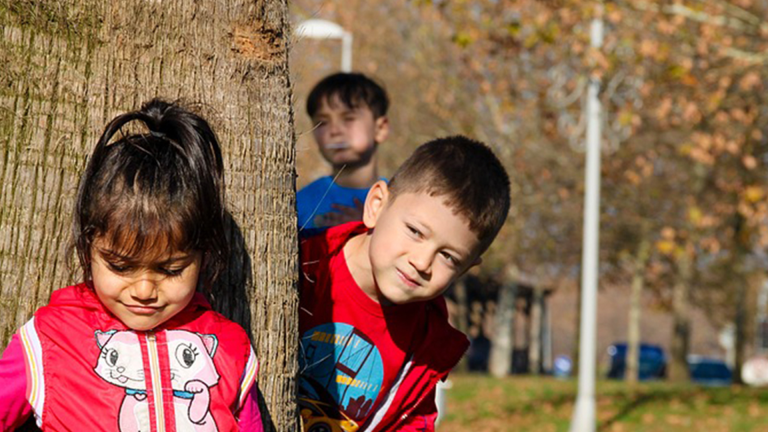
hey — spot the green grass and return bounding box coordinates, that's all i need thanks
[438,374,768,431]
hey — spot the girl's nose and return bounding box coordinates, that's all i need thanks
[131,274,159,300]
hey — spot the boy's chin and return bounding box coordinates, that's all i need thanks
[378,290,442,307]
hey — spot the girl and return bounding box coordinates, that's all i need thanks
[0,99,262,431]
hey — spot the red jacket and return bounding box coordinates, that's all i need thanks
[5,284,260,431]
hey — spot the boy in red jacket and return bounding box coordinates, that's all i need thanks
[299,136,511,431]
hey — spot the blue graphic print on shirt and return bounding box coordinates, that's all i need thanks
[299,323,384,420]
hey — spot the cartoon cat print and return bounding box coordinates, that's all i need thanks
[94,329,221,431]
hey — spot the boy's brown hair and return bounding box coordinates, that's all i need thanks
[387,135,510,252]
[306,72,389,119]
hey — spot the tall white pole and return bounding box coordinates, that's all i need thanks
[570,6,603,432]
[341,33,353,72]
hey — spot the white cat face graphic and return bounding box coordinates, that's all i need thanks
[166,330,220,390]
[94,330,146,390]
[93,330,220,392]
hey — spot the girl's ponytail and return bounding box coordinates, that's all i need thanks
[73,99,228,290]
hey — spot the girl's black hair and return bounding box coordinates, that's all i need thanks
[73,98,227,291]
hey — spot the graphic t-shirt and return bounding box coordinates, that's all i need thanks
[298,223,428,429]
[296,176,380,230]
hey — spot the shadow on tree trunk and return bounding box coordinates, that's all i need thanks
[209,212,253,336]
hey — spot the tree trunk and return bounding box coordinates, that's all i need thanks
[668,242,693,382]
[488,281,517,377]
[626,236,650,386]
[452,276,469,373]
[0,1,298,430]
[528,285,543,375]
[572,280,582,376]
[732,232,760,385]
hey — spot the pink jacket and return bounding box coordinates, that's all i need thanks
[0,284,262,431]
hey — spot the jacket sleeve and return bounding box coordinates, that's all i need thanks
[394,387,438,432]
[0,333,33,430]
[236,384,263,432]
[236,345,263,431]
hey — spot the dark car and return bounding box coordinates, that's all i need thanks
[687,355,732,386]
[606,342,667,380]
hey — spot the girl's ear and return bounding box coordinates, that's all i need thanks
[363,180,390,229]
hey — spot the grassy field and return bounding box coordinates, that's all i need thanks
[438,374,768,431]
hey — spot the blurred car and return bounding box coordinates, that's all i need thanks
[687,355,732,387]
[606,342,666,380]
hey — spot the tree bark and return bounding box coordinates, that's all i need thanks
[0,1,298,430]
[626,236,650,386]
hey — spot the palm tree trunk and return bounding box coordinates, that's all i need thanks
[0,1,298,429]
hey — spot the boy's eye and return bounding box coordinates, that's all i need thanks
[406,225,421,237]
[441,252,461,267]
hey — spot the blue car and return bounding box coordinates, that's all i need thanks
[606,342,667,380]
[687,355,732,386]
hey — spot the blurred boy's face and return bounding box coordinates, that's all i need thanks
[311,95,389,169]
[347,181,483,305]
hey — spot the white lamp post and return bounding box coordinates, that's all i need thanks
[296,19,353,72]
[570,7,603,432]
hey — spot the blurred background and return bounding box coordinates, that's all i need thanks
[290,1,768,430]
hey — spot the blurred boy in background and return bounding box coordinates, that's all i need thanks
[297,72,390,230]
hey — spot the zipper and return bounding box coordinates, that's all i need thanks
[146,331,166,432]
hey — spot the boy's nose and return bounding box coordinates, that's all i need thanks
[327,119,343,135]
[408,248,433,276]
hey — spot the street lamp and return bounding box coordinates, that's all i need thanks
[546,3,640,429]
[570,7,603,432]
[296,19,353,72]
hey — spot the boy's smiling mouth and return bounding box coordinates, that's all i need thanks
[396,269,421,288]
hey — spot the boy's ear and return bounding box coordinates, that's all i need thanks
[363,180,390,229]
[374,116,389,144]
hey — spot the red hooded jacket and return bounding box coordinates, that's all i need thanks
[1,284,260,431]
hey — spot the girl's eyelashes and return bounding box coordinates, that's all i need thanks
[107,261,133,274]
[101,254,189,278]
[159,266,186,277]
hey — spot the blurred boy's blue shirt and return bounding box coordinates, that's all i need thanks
[297,176,384,230]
